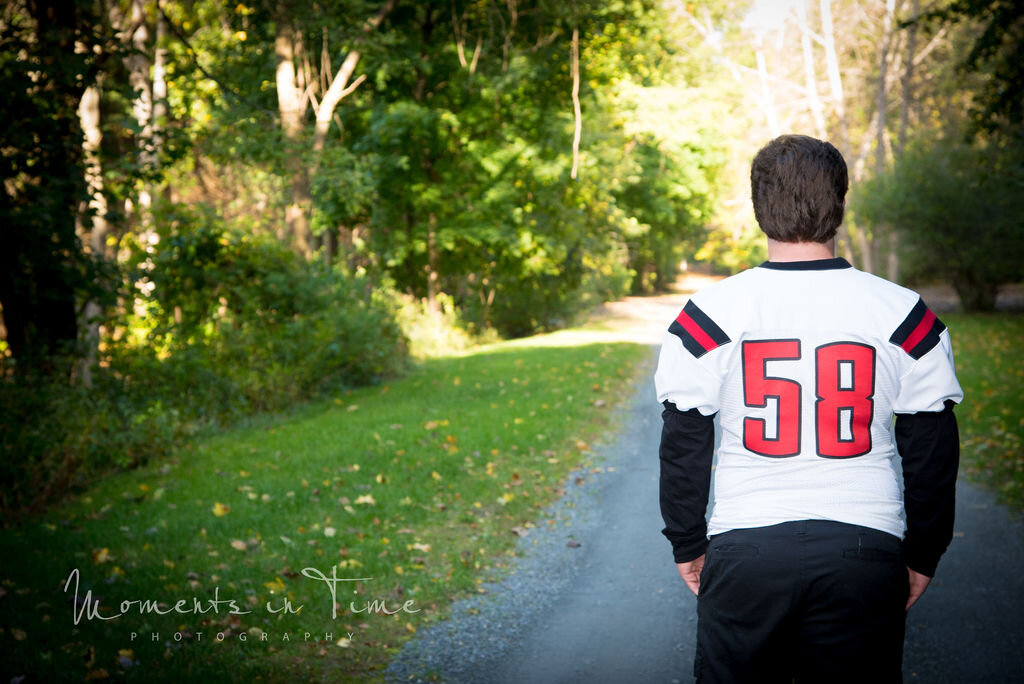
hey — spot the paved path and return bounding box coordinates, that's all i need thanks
[388,291,1024,684]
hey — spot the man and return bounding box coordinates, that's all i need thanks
[655,134,963,683]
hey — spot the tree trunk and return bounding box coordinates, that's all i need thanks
[798,0,827,139]
[275,12,313,257]
[0,0,86,372]
[887,0,918,284]
[123,0,155,236]
[76,83,108,387]
[311,0,394,155]
[818,0,857,266]
[755,40,781,136]
[899,0,918,153]
[426,212,440,314]
[876,0,893,177]
[877,0,898,282]
[855,226,874,274]
[153,0,168,171]
[820,0,848,155]
[954,276,998,312]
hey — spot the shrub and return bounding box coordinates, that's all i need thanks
[0,205,408,519]
[853,135,1024,310]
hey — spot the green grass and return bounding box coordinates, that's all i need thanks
[946,313,1024,510]
[0,331,652,683]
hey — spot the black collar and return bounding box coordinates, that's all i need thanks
[758,257,853,271]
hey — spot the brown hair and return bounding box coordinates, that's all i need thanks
[750,134,848,243]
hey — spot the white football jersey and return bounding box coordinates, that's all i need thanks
[655,258,964,539]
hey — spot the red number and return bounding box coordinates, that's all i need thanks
[815,343,875,458]
[741,340,877,459]
[742,340,802,457]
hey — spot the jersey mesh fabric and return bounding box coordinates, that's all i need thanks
[655,261,963,540]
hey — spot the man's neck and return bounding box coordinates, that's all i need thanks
[766,238,836,262]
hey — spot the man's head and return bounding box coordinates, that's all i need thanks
[750,134,848,243]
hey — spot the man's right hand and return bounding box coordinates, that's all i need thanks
[677,554,706,596]
[906,566,931,611]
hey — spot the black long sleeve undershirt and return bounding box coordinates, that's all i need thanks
[896,399,960,577]
[659,401,716,563]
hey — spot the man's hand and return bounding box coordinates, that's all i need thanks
[676,555,706,596]
[906,566,932,611]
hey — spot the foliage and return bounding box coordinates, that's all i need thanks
[115,201,409,408]
[394,291,479,359]
[331,0,720,334]
[852,135,1024,310]
[0,3,111,369]
[0,369,183,519]
[0,202,408,518]
[917,0,1024,138]
[695,224,769,275]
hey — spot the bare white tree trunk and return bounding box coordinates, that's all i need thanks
[817,0,857,265]
[798,0,827,139]
[275,13,312,256]
[820,0,847,152]
[273,0,395,257]
[877,0,899,281]
[570,27,582,178]
[899,0,917,153]
[876,0,894,177]
[153,0,168,162]
[77,84,107,387]
[311,0,395,154]
[755,38,781,136]
[127,0,154,233]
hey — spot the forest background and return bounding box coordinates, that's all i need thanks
[2,0,1023,680]
[2,0,1022,516]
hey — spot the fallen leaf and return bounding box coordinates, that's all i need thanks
[92,548,113,564]
[230,540,248,551]
[566,540,582,548]
[212,502,230,517]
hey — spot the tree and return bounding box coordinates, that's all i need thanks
[0,1,108,374]
[917,0,1024,139]
[854,136,1024,311]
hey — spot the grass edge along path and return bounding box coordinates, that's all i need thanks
[945,313,1024,511]
[0,319,656,683]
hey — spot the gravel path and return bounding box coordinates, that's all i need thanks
[386,291,1024,684]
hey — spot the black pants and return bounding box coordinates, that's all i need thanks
[695,519,908,684]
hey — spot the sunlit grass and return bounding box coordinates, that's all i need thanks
[944,314,1024,511]
[0,328,653,683]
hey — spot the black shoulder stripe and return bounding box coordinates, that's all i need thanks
[668,300,731,358]
[889,298,946,360]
